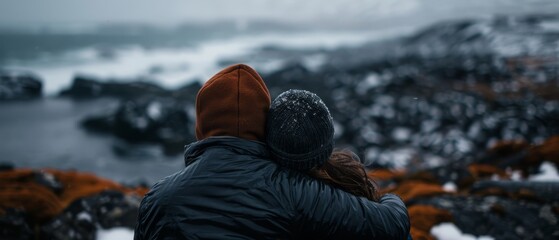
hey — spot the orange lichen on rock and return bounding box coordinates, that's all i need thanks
[0,168,147,223]
[0,169,63,222]
[468,164,509,180]
[43,169,147,207]
[0,169,35,182]
[408,205,453,240]
[367,169,406,181]
[407,171,439,184]
[0,182,63,222]
[474,136,559,176]
[488,139,529,156]
[528,136,559,165]
[410,227,435,240]
[384,181,449,203]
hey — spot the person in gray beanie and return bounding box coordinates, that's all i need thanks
[267,89,383,201]
[266,89,334,171]
[266,89,411,239]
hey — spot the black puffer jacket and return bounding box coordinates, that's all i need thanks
[134,137,410,239]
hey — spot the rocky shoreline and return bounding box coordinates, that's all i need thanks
[1,136,556,239]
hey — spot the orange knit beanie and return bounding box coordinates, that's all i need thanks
[195,64,271,142]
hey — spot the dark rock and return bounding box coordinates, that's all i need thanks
[424,161,474,187]
[0,162,14,172]
[471,180,559,203]
[73,78,201,156]
[40,191,141,240]
[110,142,160,161]
[0,70,42,100]
[82,98,195,155]
[59,75,169,99]
[0,208,33,240]
[414,195,559,240]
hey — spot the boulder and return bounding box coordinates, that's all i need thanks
[0,209,33,240]
[471,181,559,203]
[59,75,168,99]
[81,98,195,155]
[41,191,142,240]
[0,70,42,100]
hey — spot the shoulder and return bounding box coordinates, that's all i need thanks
[140,168,186,205]
[265,166,338,203]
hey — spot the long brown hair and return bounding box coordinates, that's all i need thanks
[308,150,381,202]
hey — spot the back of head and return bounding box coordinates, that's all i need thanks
[196,64,271,142]
[266,89,334,171]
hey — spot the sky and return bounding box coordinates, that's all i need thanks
[1,0,558,30]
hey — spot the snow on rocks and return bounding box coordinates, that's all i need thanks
[529,162,559,182]
[431,223,494,240]
[96,227,134,240]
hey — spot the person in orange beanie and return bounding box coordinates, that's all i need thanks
[134,64,410,239]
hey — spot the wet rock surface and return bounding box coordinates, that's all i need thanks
[0,169,147,240]
[41,191,142,240]
[0,209,33,240]
[59,75,201,101]
[369,136,559,240]
[0,70,42,100]
[74,80,201,155]
[81,97,196,155]
[59,75,167,99]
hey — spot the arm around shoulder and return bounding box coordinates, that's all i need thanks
[290,179,410,240]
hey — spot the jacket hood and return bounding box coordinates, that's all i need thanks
[195,64,271,142]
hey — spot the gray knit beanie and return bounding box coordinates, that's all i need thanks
[266,89,334,171]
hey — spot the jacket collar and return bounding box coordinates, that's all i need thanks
[184,136,269,166]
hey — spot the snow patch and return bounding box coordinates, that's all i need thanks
[443,182,457,192]
[147,101,162,120]
[356,73,382,95]
[96,227,134,240]
[510,170,522,181]
[77,212,92,222]
[431,223,494,240]
[529,162,559,182]
[333,120,344,139]
[392,127,411,142]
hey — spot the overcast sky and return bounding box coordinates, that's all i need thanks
[1,0,558,29]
